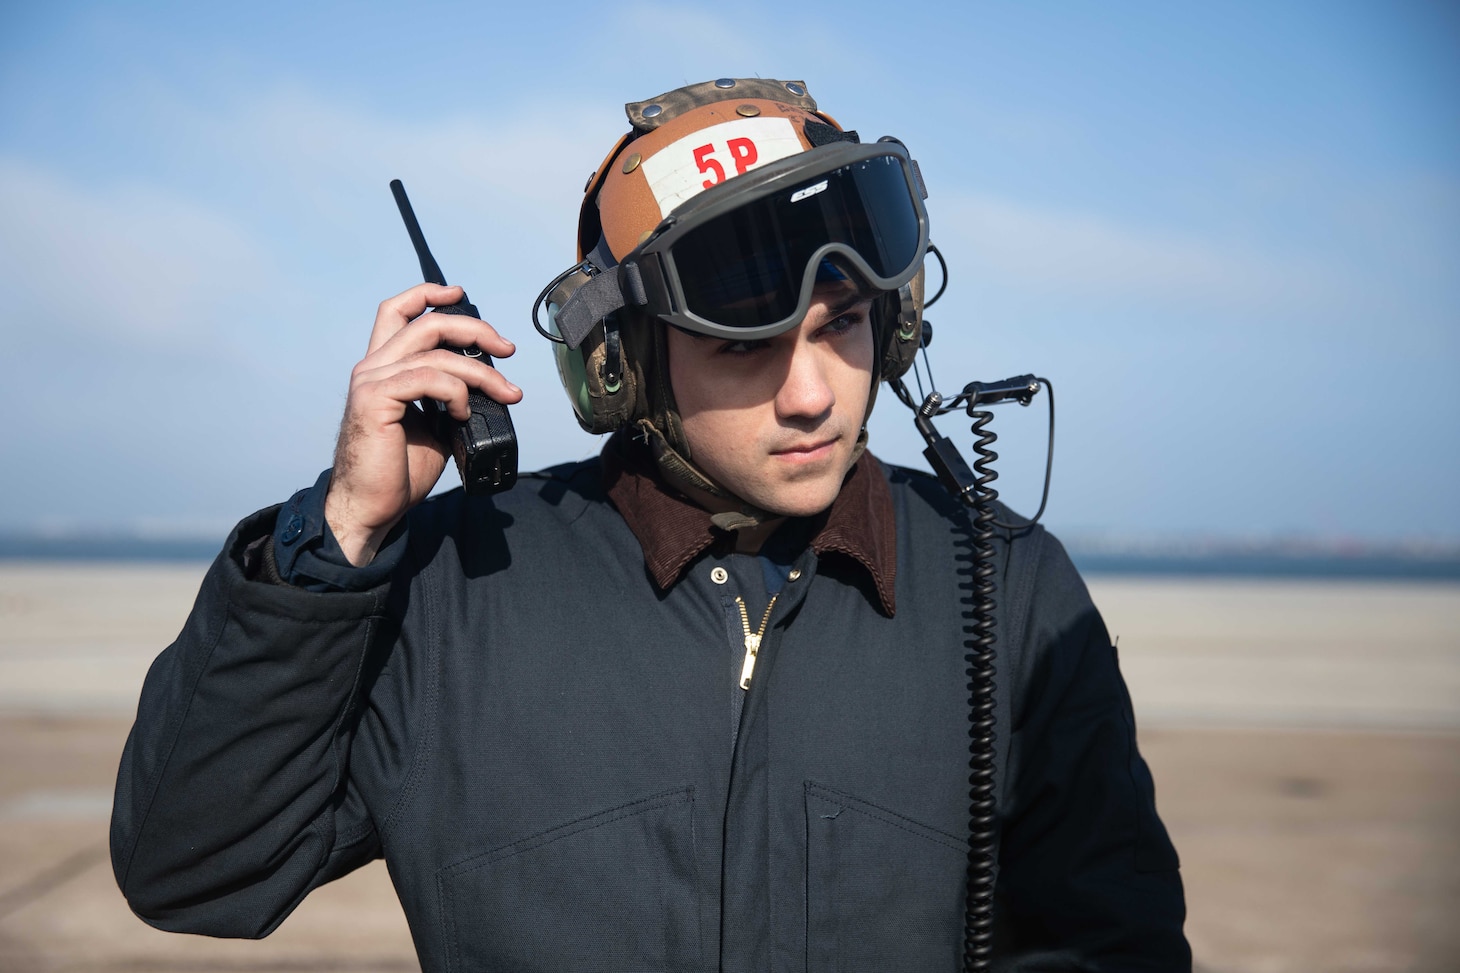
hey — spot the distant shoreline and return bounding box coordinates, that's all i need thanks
[3,533,1459,580]
[1070,553,1460,580]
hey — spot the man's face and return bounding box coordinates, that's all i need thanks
[666,282,876,517]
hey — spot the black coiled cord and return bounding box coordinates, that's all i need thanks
[901,374,1053,971]
[961,407,1000,973]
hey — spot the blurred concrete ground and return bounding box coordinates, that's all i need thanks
[1,564,1457,972]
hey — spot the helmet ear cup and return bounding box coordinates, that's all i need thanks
[547,271,639,434]
[880,262,925,383]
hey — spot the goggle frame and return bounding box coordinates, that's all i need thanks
[618,140,930,341]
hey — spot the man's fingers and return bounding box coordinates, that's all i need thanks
[365,283,470,355]
[372,367,477,421]
[351,349,524,419]
[366,300,517,365]
[422,350,524,413]
[414,311,517,359]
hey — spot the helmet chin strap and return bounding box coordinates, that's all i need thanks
[634,418,720,495]
[633,418,771,531]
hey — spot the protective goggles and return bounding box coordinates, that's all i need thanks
[542,140,929,349]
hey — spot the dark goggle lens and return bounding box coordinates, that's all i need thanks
[672,154,922,330]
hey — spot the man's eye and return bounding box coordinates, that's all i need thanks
[720,339,768,356]
[823,311,867,336]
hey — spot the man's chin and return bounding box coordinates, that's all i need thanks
[744,476,844,519]
[748,447,858,517]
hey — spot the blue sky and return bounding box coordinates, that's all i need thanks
[1,1,1456,541]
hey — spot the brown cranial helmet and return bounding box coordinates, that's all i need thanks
[535,78,929,498]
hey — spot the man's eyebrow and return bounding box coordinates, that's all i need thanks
[825,292,875,319]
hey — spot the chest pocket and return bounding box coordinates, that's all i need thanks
[437,786,703,973]
[805,783,967,972]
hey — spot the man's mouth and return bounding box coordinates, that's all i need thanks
[772,436,839,462]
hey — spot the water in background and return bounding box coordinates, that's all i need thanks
[3,531,1459,580]
[0,534,223,563]
[1069,551,1460,580]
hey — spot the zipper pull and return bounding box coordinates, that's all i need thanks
[735,593,778,691]
[739,632,762,690]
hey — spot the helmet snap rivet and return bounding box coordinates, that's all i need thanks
[785,82,805,96]
[736,104,761,117]
[642,104,663,118]
[622,152,643,174]
[715,78,736,88]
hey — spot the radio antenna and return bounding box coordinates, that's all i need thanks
[389,179,447,286]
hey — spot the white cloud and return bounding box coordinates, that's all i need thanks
[197,86,617,209]
[939,190,1344,317]
[0,159,276,351]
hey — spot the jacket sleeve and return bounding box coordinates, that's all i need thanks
[994,530,1191,971]
[110,505,395,938]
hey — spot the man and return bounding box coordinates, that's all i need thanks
[112,78,1189,971]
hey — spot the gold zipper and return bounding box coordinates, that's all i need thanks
[735,593,779,690]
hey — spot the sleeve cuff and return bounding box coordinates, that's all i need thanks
[271,469,406,592]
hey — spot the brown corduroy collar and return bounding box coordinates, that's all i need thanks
[601,433,898,616]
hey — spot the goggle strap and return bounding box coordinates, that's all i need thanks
[556,267,626,350]
[804,120,860,148]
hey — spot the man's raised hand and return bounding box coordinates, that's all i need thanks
[324,283,522,566]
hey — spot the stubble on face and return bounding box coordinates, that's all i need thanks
[665,283,876,519]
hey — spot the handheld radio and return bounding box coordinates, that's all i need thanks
[389,179,518,495]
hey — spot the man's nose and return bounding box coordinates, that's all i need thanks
[775,340,836,421]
